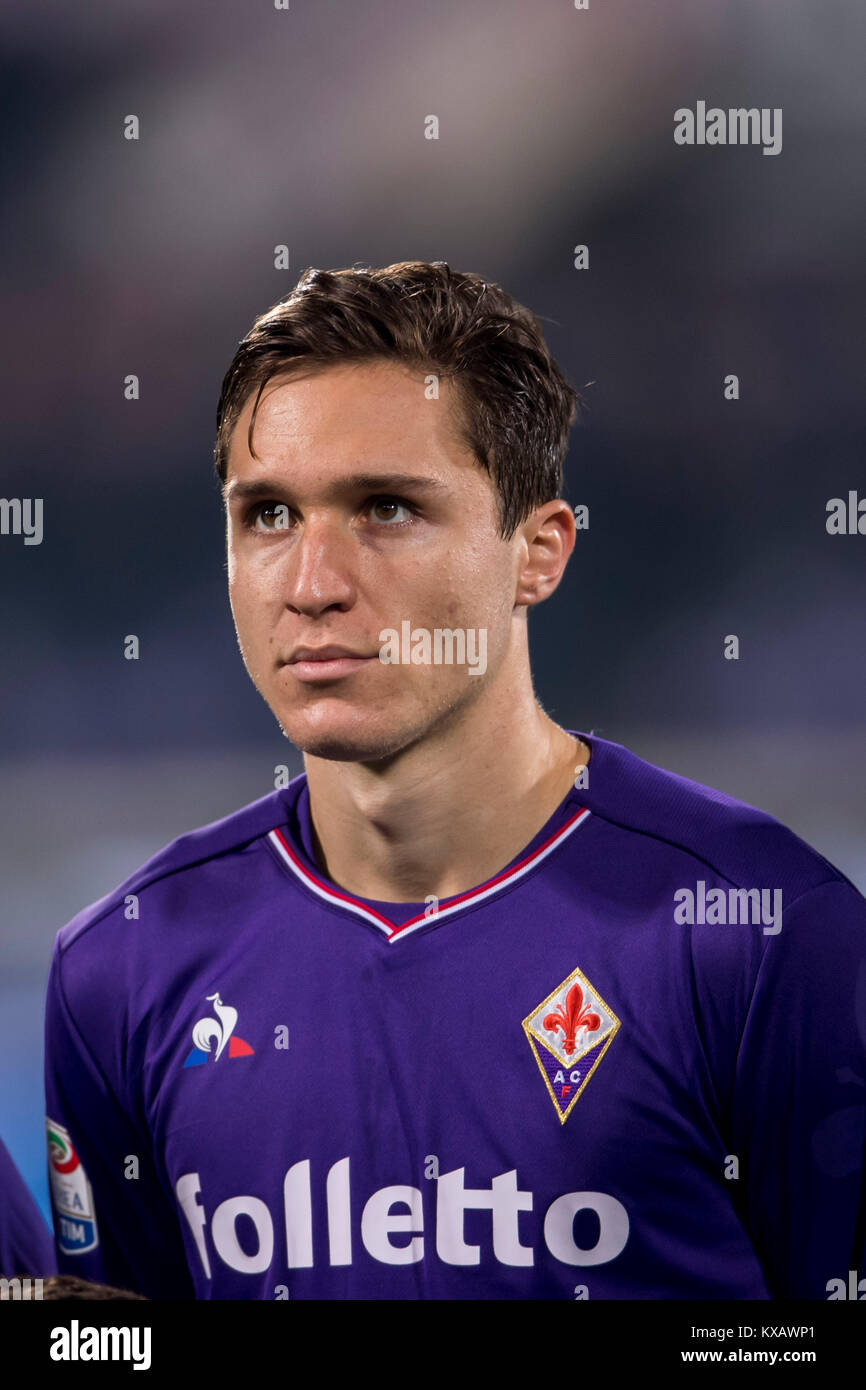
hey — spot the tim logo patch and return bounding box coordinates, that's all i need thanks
[523,966,620,1123]
[46,1120,99,1255]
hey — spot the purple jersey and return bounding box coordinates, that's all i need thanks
[44,730,866,1299]
[0,1136,56,1279]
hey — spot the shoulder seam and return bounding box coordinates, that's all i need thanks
[56,820,280,959]
[585,806,850,895]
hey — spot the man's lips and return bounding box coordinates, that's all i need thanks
[288,645,371,663]
[284,646,376,682]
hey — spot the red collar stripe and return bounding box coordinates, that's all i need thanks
[269,827,394,934]
[268,806,591,942]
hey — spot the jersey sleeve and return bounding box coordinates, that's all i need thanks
[726,877,866,1298]
[0,1136,56,1279]
[44,935,194,1299]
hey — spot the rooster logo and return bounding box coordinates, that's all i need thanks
[183,992,254,1068]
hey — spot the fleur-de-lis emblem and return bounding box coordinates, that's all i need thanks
[543,983,601,1056]
[523,964,620,1123]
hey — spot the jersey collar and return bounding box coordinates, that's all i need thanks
[267,804,591,943]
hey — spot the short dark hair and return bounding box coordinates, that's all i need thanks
[214,261,581,539]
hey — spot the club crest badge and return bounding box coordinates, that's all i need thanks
[522,966,620,1123]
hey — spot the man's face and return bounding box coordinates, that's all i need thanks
[224,359,523,762]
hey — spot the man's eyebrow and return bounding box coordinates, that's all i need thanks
[223,472,451,502]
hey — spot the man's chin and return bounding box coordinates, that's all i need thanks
[275,707,418,764]
[269,677,475,764]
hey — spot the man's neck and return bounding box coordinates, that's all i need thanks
[303,692,590,904]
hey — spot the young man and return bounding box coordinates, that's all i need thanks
[45,263,866,1300]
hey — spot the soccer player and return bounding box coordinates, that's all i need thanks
[0,1134,56,1280]
[44,262,866,1300]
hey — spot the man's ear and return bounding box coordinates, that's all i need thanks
[514,499,577,608]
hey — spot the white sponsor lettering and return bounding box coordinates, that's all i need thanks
[361,1185,424,1264]
[211,1194,274,1274]
[543,1191,630,1266]
[176,1159,629,1276]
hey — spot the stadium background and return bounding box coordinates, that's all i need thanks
[1,0,863,1226]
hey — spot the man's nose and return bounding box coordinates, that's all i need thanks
[282,516,357,616]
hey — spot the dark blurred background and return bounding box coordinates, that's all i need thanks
[1,0,863,1224]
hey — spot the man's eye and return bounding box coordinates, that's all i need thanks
[250,503,291,531]
[369,497,415,525]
